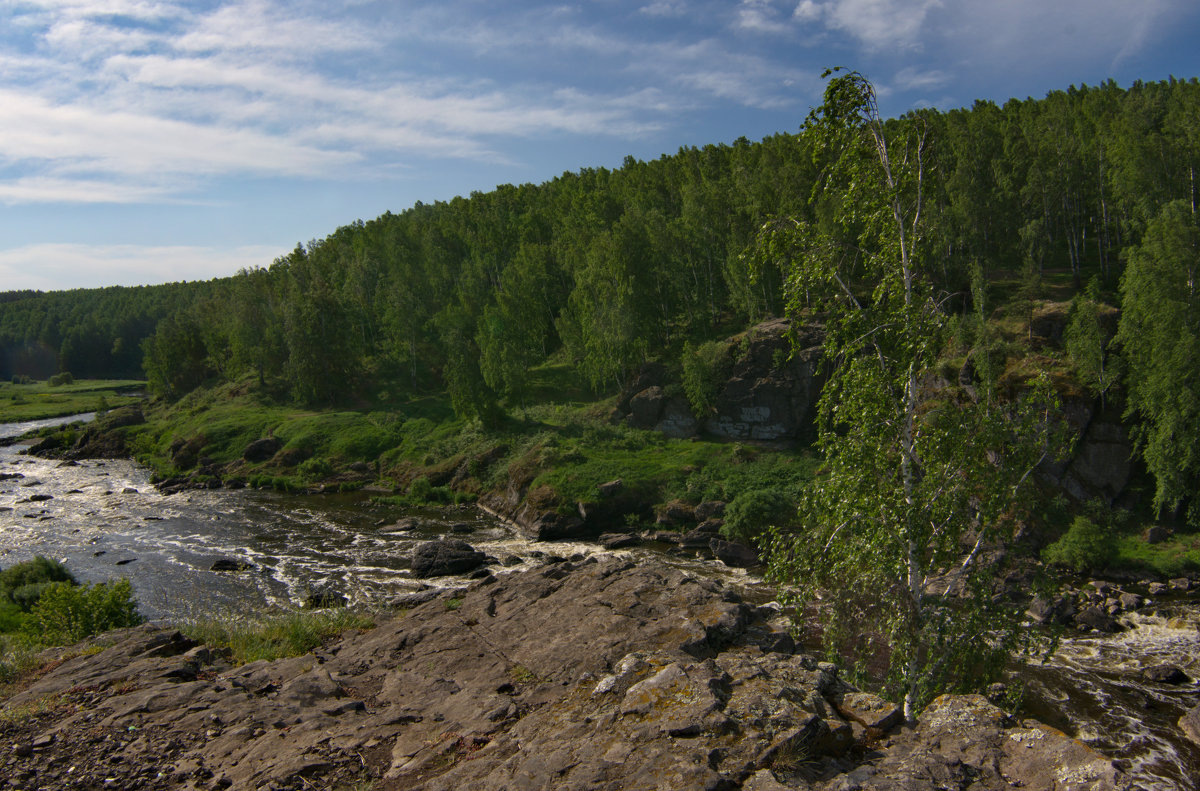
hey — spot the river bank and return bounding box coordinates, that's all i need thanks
[0,558,1141,791]
[5,413,1200,788]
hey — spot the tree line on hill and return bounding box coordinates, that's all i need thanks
[0,77,1197,518]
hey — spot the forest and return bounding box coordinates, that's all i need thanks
[1,76,1198,523]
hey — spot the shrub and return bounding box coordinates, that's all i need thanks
[0,556,76,610]
[299,456,334,479]
[48,372,74,387]
[722,488,796,544]
[1041,516,1117,574]
[28,579,143,645]
[681,340,733,415]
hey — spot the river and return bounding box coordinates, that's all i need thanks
[1,415,1198,789]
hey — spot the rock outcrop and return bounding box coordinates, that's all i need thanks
[612,318,824,443]
[0,559,1128,791]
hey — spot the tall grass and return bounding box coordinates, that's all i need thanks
[178,608,375,665]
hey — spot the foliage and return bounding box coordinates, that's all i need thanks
[681,339,732,415]
[1064,277,1118,402]
[721,488,795,544]
[1041,516,1117,573]
[1117,200,1200,525]
[27,579,143,645]
[0,556,76,610]
[47,371,74,386]
[178,608,374,665]
[755,70,1066,720]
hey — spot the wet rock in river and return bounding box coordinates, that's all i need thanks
[210,558,255,572]
[599,532,640,550]
[710,537,760,568]
[1118,592,1145,611]
[1075,606,1121,633]
[1142,664,1190,685]
[410,539,488,578]
[1027,594,1076,625]
[303,587,348,609]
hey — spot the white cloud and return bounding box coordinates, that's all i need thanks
[891,66,948,92]
[0,243,284,290]
[0,88,359,176]
[639,0,688,17]
[0,176,172,204]
[737,0,792,34]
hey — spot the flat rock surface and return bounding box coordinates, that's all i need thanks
[0,559,1129,790]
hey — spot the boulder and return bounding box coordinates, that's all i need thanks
[656,500,697,525]
[1143,525,1172,544]
[598,533,640,550]
[410,539,489,578]
[694,500,727,521]
[240,436,280,462]
[835,690,903,732]
[1142,664,1189,685]
[210,558,254,572]
[1118,592,1144,611]
[627,386,667,429]
[597,479,624,497]
[709,538,760,568]
[1075,606,1120,633]
[1027,595,1075,626]
[303,587,347,609]
[681,521,722,549]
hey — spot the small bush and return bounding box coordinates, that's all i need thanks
[48,372,74,387]
[722,488,796,545]
[0,556,76,610]
[299,456,334,479]
[681,340,733,415]
[1042,516,1116,574]
[28,579,143,645]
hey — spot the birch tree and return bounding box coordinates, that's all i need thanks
[753,70,1064,720]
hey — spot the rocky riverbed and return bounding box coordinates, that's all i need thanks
[1,557,1137,791]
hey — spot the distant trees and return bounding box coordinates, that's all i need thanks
[1,76,1199,481]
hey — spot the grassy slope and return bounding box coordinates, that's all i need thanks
[123,361,818,527]
[0,380,144,423]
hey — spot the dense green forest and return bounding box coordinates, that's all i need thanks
[2,77,1198,519]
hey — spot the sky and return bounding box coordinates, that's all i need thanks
[1,0,1198,291]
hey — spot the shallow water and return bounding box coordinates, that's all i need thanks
[0,415,750,621]
[1020,604,1200,790]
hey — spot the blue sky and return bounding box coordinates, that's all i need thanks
[1,0,1198,291]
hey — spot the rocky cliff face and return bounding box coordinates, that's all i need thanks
[614,318,824,444]
[1,559,1127,790]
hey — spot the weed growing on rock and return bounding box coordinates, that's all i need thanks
[179,608,374,664]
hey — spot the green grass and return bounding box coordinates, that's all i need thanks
[178,608,375,665]
[1112,530,1200,577]
[0,379,144,422]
